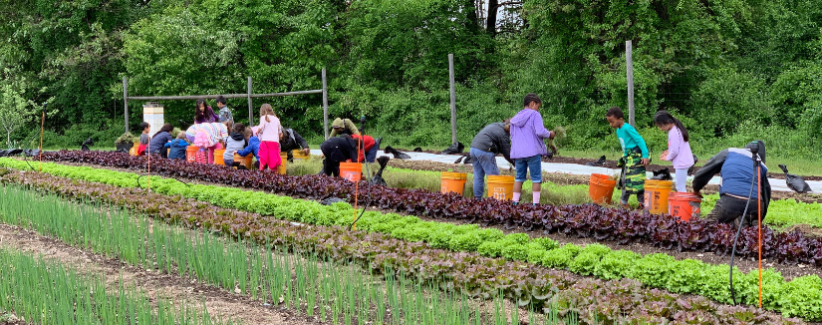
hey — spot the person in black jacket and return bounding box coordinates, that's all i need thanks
[280,128,310,161]
[469,121,514,199]
[320,134,359,177]
[149,123,174,158]
[692,140,771,226]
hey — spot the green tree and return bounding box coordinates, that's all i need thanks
[0,76,55,147]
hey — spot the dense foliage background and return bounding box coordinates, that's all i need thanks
[1,0,821,158]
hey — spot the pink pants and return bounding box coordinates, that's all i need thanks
[259,141,281,171]
[197,143,223,164]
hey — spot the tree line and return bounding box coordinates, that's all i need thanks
[1,0,821,158]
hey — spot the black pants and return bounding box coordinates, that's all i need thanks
[322,159,341,177]
[708,194,766,226]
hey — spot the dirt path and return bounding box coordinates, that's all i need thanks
[0,224,322,325]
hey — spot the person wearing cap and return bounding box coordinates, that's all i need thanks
[692,140,771,226]
[329,118,360,137]
[320,134,359,177]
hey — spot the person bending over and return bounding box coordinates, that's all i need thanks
[693,141,770,226]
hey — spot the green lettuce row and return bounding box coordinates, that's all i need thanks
[2,158,821,320]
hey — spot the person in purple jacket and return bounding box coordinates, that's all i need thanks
[509,93,554,205]
[655,111,694,192]
[194,98,219,124]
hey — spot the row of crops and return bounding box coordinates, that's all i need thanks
[0,169,805,324]
[1,160,820,322]
[19,151,822,266]
[1,184,531,325]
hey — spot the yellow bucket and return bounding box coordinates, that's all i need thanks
[277,152,288,175]
[292,149,309,162]
[644,179,673,214]
[441,172,467,195]
[487,175,515,201]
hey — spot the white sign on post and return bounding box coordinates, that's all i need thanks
[142,102,164,135]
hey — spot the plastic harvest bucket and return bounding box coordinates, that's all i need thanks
[441,172,467,195]
[292,149,309,162]
[644,180,673,214]
[234,153,253,169]
[214,149,226,165]
[340,162,363,182]
[277,152,288,175]
[588,174,616,205]
[186,146,200,163]
[669,192,702,222]
[487,175,515,201]
[129,142,139,156]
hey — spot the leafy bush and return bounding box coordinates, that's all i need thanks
[628,253,677,288]
[531,237,559,251]
[593,250,639,280]
[665,259,708,294]
[778,275,822,320]
[526,243,549,264]
[477,240,506,258]
[448,231,484,252]
[541,244,581,269]
[569,252,603,275]
[501,244,529,261]
[499,233,530,246]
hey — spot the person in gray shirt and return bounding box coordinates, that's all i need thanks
[223,123,248,167]
[469,121,513,199]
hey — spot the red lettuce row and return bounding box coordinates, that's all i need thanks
[0,170,804,325]
[38,150,822,268]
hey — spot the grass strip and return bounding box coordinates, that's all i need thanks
[0,169,815,323]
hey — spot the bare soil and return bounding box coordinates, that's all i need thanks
[0,224,323,325]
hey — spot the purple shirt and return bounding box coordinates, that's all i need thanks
[665,126,694,169]
[509,108,552,159]
[195,106,219,124]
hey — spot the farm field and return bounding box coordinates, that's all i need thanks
[0,168,812,324]
[2,151,822,323]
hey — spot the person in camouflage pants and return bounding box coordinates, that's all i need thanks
[607,106,650,209]
[618,147,646,208]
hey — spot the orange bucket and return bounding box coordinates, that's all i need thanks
[340,162,363,182]
[186,146,200,163]
[234,153,253,169]
[588,174,617,205]
[669,192,702,222]
[277,152,288,175]
[214,149,226,165]
[129,142,139,156]
[487,175,515,201]
[441,172,467,195]
[644,180,673,214]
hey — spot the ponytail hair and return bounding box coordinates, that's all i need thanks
[654,111,689,142]
[260,103,275,123]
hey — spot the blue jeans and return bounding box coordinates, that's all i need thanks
[365,142,379,162]
[514,155,542,183]
[470,148,499,198]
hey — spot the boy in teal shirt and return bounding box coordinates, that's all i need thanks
[606,107,649,208]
